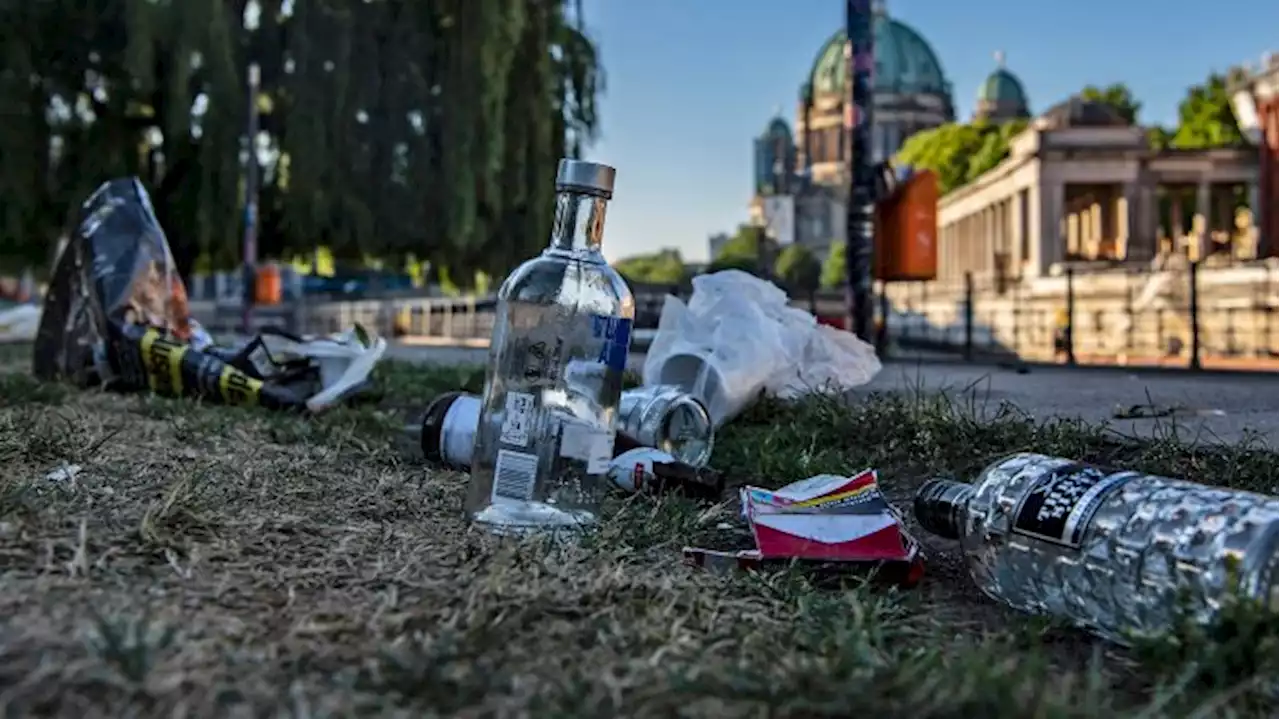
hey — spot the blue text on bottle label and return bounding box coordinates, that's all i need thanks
[591,315,632,372]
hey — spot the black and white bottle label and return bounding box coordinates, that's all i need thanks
[1011,463,1137,549]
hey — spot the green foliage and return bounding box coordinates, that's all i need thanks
[895,119,1026,196]
[1079,83,1142,124]
[707,225,768,275]
[1146,126,1174,151]
[820,241,845,289]
[0,0,601,285]
[773,243,820,295]
[1170,73,1247,149]
[613,248,687,285]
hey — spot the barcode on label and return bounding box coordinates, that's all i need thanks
[492,449,539,502]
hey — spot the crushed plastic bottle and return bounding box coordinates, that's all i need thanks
[914,452,1279,644]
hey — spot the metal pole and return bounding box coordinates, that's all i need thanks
[242,62,262,335]
[1188,260,1201,370]
[844,0,875,342]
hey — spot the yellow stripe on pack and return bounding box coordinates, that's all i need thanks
[787,484,873,509]
[217,365,263,407]
[139,329,160,393]
[140,328,188,396]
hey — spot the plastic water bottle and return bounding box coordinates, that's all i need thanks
[464,160,635,534]
[914,453,1279,644]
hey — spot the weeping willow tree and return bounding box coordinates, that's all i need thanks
[0,0,603,286]
[0,0,244,278]
[277,0,604,284]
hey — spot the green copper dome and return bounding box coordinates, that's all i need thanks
[979,67,1028,106]
[807,14,951,97]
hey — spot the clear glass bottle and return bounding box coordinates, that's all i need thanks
[414,386,714,471]
[914,453,1279,644]
[464,159,635,534]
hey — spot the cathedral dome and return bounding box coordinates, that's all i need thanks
[979,68,1027,106]
[975,52,1030,120]
[807,11,951,98]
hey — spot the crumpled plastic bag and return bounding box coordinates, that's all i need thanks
[642,270,881,427]
[0,303,40,343]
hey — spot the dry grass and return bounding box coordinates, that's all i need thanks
[0,352,1275,718]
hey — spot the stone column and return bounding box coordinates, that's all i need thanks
[1247,180,1261,231]
[1041,182,1064,273]
[1116,185,1133,261]
[1067,211,1080,258]
[1089,201,1104,259]
[1170,191,1184,241]
[1195,180,1211,261]
[1010,191,1025,270]
[1025,185,1042,275]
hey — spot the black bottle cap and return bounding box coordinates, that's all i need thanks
[912,478,974,541]
[419,392,464,465]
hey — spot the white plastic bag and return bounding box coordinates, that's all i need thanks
[257,326,388,412]
[0,303,41,343]
[641,270,880,427]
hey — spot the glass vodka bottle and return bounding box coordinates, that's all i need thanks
[464,159,635,534]
[414,386,714,470]
[914,452,1279,644]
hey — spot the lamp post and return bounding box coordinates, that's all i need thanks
[242,62,261,335]
[844,0,875,342]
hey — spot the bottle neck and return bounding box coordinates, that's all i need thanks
[549,191,608,256]
[913,479,975,540]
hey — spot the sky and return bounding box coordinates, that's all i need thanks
[579,0,1280,263]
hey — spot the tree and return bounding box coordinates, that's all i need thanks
[820,241,846,289]
[1146,126,1174,151]
[0,0,604,288]
[895,119,1027,196]
[1169,73,1247,149]
[1079,83,1142,124]
[774,243,821,310]
[613,248,687,285]
[708,224,770,275]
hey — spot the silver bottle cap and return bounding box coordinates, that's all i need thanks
[556,159,616,198]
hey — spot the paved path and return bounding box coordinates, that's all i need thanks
[385,343,1279,450]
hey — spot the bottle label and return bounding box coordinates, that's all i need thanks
[1011,464,1137,549]
[591,315,633,372]
[500,391,536,447]
[492,449,539,502]
[560,419,616,474]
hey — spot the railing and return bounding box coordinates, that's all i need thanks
[876,261,1279,371]
[190,262,1279,372]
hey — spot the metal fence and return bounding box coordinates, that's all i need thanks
[191,263,1279,372]
[195,278,681,343]
[877,262,1279,370]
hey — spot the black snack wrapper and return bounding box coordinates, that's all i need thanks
[35,177,195,385]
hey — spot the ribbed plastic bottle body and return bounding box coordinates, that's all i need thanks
[955,453,1279,643]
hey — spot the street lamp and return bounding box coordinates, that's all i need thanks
[242,62,261,335]
[843,0,875,342]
